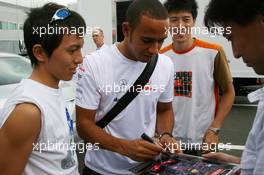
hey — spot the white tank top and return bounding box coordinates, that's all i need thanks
[0,79,79,175]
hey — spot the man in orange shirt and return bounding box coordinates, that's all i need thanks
[161,0,235,154]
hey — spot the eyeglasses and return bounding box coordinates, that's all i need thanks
[49,8,71,24]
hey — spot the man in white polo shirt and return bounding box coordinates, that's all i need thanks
[75,0,181,174]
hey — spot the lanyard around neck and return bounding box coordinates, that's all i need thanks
[65,107,74,137]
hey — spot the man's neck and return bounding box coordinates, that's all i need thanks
[29,67,59,89]
[117,41,137,61]
[97,42,104,49]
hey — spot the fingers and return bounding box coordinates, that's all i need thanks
[202,152,218,158]
[204,131,219,144]
[139,140,163,155]
[159,136,182,154]
[126,136,185,162]
[203,132,219,153]
[203,152,240,164]
[126,139,163,161]
[202,152,228,162]
[202,149,212,154]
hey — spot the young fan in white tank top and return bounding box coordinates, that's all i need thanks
[0,3,85,174]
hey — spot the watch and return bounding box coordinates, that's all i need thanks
[208,127,221,134]
[158,132,173,139]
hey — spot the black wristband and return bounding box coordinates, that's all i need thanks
[160,132,173,139]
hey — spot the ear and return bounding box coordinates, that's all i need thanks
[32,44,47,63]
[193,19,196,25]
[257,14,264,31]
[122,22,130,38]
[261,14,264,23]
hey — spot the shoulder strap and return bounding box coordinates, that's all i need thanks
[96,54,159,128]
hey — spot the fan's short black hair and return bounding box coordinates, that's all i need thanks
[24,3,86,66]
[164,0,198,20]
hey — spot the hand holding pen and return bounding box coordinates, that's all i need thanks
[141,132,182,154]
[120,133,163,162]
[141,133,173,161]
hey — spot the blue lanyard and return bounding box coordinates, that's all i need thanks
[65,107,74,137]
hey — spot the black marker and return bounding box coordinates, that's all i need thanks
[141,133,154,143]
[141,133,172,160]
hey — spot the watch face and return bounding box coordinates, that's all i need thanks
[209,127,220,134]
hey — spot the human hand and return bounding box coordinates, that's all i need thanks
[203,152,241,164]
[122,139,163,162]
[159,134,183,154]
[203,130,219,153]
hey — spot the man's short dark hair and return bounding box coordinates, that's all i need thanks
[204,0,264,28]
[125,0,168,29]
[164,0,198,20]
[23,3,86,67]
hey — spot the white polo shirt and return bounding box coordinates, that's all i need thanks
[241,87,264,175]
[75,43,174,175]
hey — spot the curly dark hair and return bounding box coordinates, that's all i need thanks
[125,0,168,29]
